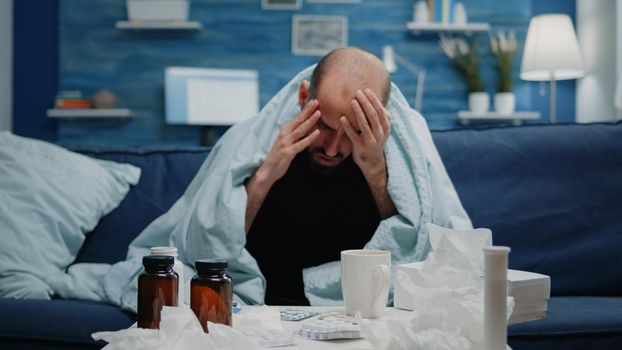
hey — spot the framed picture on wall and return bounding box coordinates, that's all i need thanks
[292,15,348,56]
[262,0,302,10]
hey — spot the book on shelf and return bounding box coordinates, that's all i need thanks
[427,0,456,23]
[55,98,92,109]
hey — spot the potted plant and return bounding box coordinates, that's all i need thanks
[439,34,488,113]
[490,31,518,115]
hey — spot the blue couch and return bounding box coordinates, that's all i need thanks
[1,122,621,350]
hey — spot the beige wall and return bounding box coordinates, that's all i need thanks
[576,0,617,123]
[0,0,13,131]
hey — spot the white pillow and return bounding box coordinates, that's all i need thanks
[0,132,141,299]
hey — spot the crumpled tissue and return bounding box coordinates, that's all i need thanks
[360,223,514,350]
[92,306,262,350]
[233,306,298,347]
[233,305,283,332]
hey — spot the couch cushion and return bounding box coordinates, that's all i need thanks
[0,133,141,300]
[508,296,622,350]
[0,298,134,348]
[71,147,210,264]
[432,123,622,296]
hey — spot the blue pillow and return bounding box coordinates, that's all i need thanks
[0,132,141,299]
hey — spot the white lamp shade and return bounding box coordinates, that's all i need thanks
[520,14,585,81]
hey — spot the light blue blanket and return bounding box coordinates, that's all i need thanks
[49,65,472,311]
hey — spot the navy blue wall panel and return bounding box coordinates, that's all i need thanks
[13,0,577,145]
[12,0,59,141]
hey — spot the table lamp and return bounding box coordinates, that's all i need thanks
[520,14,584,124]
[382,45,426,111]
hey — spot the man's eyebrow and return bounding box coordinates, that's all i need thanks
[319,117,338,131]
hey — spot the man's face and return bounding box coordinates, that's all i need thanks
[304,83,361,169]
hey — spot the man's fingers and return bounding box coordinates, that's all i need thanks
[364,88,391,135]
[291,129,320,154]
[351,99,374,141]
[289,110,321,142]
[339,116,359,145]
[287,99,319,132]
[364,88,385,112]
[356,90,382,134]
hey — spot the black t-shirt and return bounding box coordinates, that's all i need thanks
[245,151,382,305]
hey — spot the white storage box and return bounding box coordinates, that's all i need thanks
[126,0,189,21]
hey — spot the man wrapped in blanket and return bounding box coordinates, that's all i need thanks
[245,48,400,305]
[51,47,472,311]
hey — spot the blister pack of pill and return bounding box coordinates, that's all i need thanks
[280,308,318,321]
[295,312,362,340]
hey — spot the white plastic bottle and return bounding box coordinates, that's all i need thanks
[150,246,185,305]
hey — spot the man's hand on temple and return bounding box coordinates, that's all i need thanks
[256,99,321,187]
[340,88,396,219]
[339,88,391,179]
[245,99,321,232]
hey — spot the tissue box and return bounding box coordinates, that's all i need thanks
[394,262,551,325]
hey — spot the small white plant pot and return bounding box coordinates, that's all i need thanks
[469,92,489,113]
[494,92,516,115]
[127,0,189,21]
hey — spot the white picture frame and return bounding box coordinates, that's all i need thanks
[292,15,348,56]
[261,0,302,10]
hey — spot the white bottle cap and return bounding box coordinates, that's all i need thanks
[150,246,178,257]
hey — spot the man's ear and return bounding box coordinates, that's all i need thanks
[298,80,310,108]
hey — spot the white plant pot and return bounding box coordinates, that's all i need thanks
[127,0,189,21]
[494,92,516,115]
[469,92,489,113]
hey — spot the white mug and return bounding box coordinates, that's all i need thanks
[341,250,391,318]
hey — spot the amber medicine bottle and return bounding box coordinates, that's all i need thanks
[137,255,179,329]
[150,246,185,305]
[191,259,233,333]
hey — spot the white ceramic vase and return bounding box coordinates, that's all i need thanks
[494,92,516,115]
[469,92,489,113]
[453,2,468,25]
[413,1,429,23]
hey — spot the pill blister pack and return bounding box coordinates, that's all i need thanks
[242,330,296,348]
[280,308,318,321]
[295,312,362,340]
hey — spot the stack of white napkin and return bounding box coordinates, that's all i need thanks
[506,270,550,324]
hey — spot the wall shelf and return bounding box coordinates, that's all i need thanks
[47,108,133,119]
[457,111,541,126]
[116,20,202,30]
[407,22,490,34]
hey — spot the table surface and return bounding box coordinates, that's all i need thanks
[233,306,413,350]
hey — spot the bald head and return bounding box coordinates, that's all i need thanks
[308,47,391,106]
